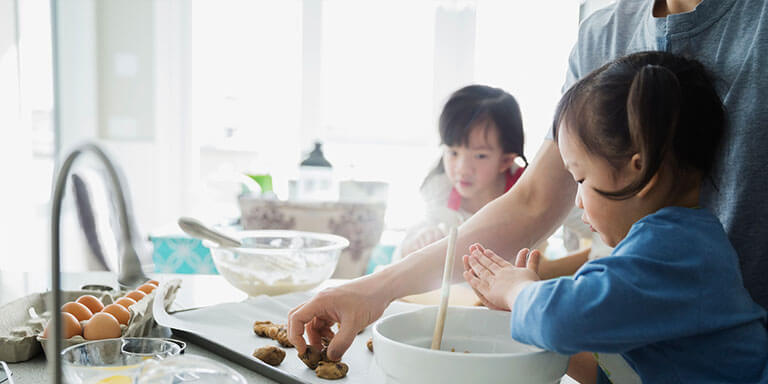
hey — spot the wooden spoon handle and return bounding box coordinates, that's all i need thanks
[431,226,458,350]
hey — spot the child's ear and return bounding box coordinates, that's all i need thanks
[499,153,517,173]
[631,153,658,198]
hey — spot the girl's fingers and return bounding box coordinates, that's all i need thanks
[462,269,472,284]
[463,270,490,294]
[462,254,476,276]
[527,249,541,274]
[472,249,501,274]
[514,248,530,268]
[483,248,512,268]
[468,253,493,279]
[463,271,504,311]
[471,287,495,309]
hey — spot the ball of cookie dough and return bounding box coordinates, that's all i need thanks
[253,345,286,366]
[298,345,327,369]
[316,361,349,380]
[253,321,275,337]
[366,337,373,352]
[266,325,293,348]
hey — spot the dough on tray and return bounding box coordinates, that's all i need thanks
[253,345,285,366]
[266,325,293,348]
[252,320,293,348]
[253,321,275,337]
[316,361,349,380]
[298,345,328,370]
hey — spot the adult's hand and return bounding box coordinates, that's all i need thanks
[287,278,392,361]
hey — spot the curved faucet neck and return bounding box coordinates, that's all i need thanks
[50,142,148,383]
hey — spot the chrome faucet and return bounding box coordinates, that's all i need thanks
[49,142,148,382]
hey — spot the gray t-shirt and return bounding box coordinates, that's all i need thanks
[556,0,768,309]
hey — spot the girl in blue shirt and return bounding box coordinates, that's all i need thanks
[463,51,768,383]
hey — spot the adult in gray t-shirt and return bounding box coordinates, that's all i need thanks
[286,0,768,361]
[561,0,768,309]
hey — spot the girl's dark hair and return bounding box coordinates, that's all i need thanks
[422,85,526,188]
[552,51,725,200]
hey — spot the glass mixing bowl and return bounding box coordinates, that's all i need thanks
[61,337,181,384]
[137,354,247,383]
[207,230,349,296]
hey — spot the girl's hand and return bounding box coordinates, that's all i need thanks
[462,243,541,311]
[401,226,445,257]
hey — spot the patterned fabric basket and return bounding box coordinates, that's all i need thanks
[238,196,386,278]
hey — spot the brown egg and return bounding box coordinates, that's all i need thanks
[102,303,131,325]
[137,283,156,294]
[83,312,122,340]
[114,297,137,309]
[43,312,82,339]
[146,279,159,287]
[76,295,104,314]
[62,301,93,321]
[124,290,146,302]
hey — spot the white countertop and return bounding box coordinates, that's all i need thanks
[0,271,580,384]
[0,270,293,384]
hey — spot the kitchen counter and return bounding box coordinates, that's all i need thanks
[0,270,301,383]
[1,271,581,384]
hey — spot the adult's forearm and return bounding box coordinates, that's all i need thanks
[378,141,577,301]
[539,248,590,280]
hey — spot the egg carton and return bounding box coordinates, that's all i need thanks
[0,280,180,363]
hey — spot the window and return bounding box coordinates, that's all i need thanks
[1,0,55,271]
[186,0,579,230]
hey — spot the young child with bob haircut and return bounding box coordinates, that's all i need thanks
[463,51,768,383]
[398,85,527,258]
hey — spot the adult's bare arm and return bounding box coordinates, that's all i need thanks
[387,140,577,297]
[287,140,576,360]
[539,247,591,280]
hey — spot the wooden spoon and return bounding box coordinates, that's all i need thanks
[431,226,458,350]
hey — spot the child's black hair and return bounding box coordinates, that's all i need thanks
[422,85,526,188]
[552,51,725,200]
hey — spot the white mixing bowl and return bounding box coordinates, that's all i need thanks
[373,306,569,384]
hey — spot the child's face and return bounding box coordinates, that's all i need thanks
[442,123,515,202]
[557,124,645,247]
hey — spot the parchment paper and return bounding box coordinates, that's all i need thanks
[153,285,424,384]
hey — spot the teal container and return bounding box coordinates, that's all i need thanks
[150,236,219,274]
[365,244,396,275]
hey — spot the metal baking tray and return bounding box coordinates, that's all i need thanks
[153,284,423,383]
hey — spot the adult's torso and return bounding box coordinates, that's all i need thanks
[566,0,768,309]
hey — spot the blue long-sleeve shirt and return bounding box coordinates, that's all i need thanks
[512,207,768,383]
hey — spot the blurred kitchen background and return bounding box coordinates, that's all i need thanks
[0,0,611,275]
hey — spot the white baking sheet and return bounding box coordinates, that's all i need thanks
[153,286,424,383]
